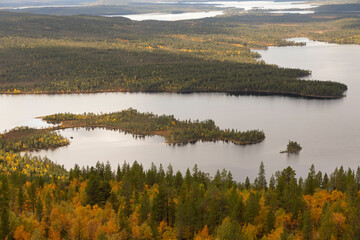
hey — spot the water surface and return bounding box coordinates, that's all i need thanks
[105,11,224,21]
[196,1,317,11]
[105,1,318,21]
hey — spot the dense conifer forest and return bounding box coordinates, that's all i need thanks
[0,11,351,98]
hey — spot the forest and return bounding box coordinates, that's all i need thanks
[0,11,352,98]
[43,109,266,145]
[1,150,360,239]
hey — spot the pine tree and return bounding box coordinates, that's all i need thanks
[305,164,317,195]
[104,161,113,181]
[116,164,122,182]
[174,171,183,190]
[245,177,251,190]
[255,161,267,190]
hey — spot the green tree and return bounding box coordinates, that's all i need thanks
[302,210,313,240]
[244,192,260,224]
[215,217,242,240]
[255,161,267,190]
[140,190,151,223]
[319,203,336,240]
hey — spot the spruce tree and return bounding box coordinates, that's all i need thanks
[245,177,251,190]
[255,162,267,190]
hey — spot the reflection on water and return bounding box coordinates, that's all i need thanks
[2,38,360,181]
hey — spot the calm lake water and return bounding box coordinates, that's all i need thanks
[2,38,360,181]
[105,1,318,21]
[196,1,317,11]
[105,11,224,21]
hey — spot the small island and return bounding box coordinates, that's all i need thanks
[280,140,302,154]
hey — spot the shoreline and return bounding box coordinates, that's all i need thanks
[0,88,346,100]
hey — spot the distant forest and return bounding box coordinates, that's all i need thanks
[0,11,352,98]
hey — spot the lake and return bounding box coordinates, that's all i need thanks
[104,1,318,21]
[104,11,224,21]
[2,38,360,181]
[195,1,317,11]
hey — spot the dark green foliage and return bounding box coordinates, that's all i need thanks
[151,184,168,224]
[284,140,302,154]
[265,208,275,235]
[304,164,317,195]
[255,161,267,190]
[140,190,151,223]
[85,174,111,206]
[244,192,261,224]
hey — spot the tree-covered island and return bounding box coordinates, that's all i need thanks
[0,109,265,153]
[280,140,302,154]
[0,126,69,152]
[43,108,265,146]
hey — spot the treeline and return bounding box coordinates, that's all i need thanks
[0,12,350,98]
[1,152,360,239]
[0,126,69,152]
[44,109,265,145]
